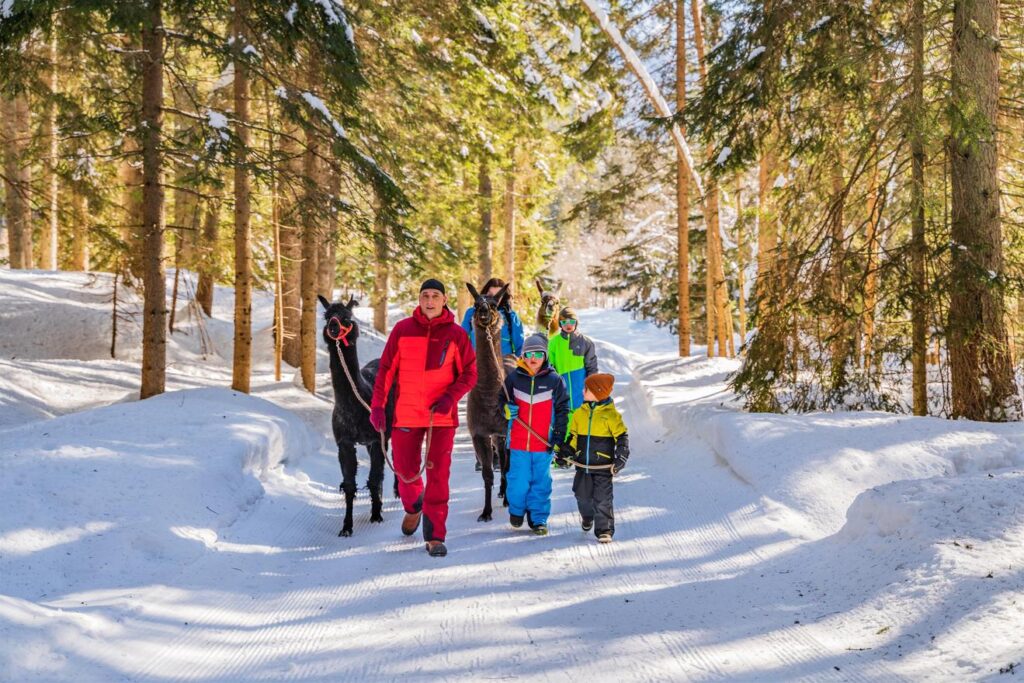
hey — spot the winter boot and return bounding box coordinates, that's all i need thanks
[401,493,424,536]
[581,517,594,532]
[532,524,549,536]
[597,533,613,543]
[509,513,524,528]
[426,540,448,557]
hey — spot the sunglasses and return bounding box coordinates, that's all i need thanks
[523,351,546,359]
[559,318,577,326]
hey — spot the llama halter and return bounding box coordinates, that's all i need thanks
[326,317,354,347]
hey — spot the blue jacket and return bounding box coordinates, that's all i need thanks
[461,306,524,357]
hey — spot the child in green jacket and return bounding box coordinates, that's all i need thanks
[558,373,629,543]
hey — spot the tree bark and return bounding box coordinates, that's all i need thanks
[373,211,389,334]
[139,0,167,400]
[300,112,321,393]
[231,0,252,394]
[948,0,1019,420]
[3,94,33,269]
[195,197,218,316]
[862,164,881,370]
[280,126,303,367]
[41,28,59,270]
[910,0,928,415]
[736,179,747,344]
[676,0,691,357]
[70,189,89,270]
[478,155,493,283]
[503,158,516,282]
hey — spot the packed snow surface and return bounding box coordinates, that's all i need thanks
[1,270,1022,681]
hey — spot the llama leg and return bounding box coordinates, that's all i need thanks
[497,439,510,507]
[338,441,358,537]
[473,434,494,522]
[368,440,385,523]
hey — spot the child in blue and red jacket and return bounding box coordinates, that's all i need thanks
[500,333,570,535]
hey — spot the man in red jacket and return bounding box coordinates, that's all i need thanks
[370,279,477,557]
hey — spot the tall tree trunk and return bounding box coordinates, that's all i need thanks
[478,155,493,283]
[4,94,33,269]
[948,0,1019,420]
[231,0,252,394]
[862,164,881,370]
[736,178,747,344]
[70,189,89,270]
[676,0,691,357]
[691,0,729,357]
[503,159,516,282]
[300,101,321,393]
[119,144,145,282]
[756,152,778,309]
[41,28,59,270]
[910,0,928,415]
[829,152,848,380]
[139,0,167,400]
[195,196,218,316]
[280,127,303,367]
[373,211,389,334]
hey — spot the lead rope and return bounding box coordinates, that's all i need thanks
[485,329,615,473]
[335,339,432,485]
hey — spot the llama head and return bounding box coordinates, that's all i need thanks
[320,294,361,346]
[467,281,510,334]
[535,278,561,322]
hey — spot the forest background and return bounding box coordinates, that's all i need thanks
[2,0,1022,423]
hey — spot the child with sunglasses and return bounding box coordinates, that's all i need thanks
[547,307,598,467]
[500,334,570,535]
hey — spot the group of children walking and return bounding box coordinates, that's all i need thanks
[460,277,632,543]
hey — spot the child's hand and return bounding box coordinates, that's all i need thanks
[612,457,626,475]
[503,404,520,421]
[552,444,568,467]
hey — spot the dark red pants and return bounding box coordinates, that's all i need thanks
[391,426,455,542]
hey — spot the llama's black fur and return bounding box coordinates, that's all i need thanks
[320,294,395,537]
[464,282,512,522]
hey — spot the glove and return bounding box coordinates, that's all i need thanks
[612,458,626,475]
[431,394,454,415]
[556,443,575,466]
[503,404,520,421]
[369,406,386,432]
[552,444,569,467]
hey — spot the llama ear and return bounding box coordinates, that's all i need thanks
[317,294,330,310]
[346,295,359,309]
[466,282,481,301]
[535,278,544,296]
[497,283,511,302]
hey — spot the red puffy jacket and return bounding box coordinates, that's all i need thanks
[371,306,478,428]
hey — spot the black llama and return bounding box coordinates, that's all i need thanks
[464,282,512,522]
[320,294,393,537]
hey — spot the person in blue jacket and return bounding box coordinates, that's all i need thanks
[461,277,524,359]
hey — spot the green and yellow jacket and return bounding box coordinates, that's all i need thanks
[567,399,630,473]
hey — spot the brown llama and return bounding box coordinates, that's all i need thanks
[535,278,561,336]
[465,281,512,522]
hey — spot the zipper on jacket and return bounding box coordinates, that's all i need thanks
[526,375,535,451]
[584,404,595,471]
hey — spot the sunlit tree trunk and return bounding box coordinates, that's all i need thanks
[3,94,33,269]
[195,196,218,316]
[280,126,303,367]
[478,155,493,283]
[41,28,60,270]
[503,157,516,282]
[735,178,747,344]
[676,0,691,357]
[948,0,1019,420]
[70,190,89,270]
[910,0,928,415]
[373,209,389,334]
[139,0,167,399]
[231,0,252,394]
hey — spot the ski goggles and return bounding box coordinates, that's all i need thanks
[523,351,546,359]
[559,318,577,326]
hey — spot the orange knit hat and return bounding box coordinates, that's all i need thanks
[584,373,615,401]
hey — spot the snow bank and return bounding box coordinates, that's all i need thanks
[0,388,315,600]
[687,409,1024,537]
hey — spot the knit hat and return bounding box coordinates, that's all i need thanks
[420,278,446,295]
[521,333,548,357]
[558,306,578,321]
[584,373,614,402]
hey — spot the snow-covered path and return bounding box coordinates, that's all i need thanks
[3,274,1022,681]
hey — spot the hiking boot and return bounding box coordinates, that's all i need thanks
[532,525,548,536]
[426,540,447,557]
[581,517,594,532]
[597,533,613,543]
[401,511,422,536]
[509,513,524,528]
